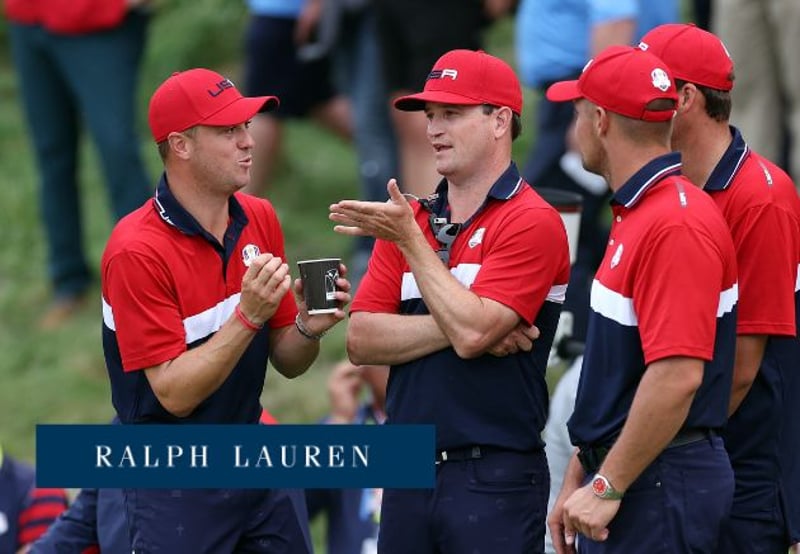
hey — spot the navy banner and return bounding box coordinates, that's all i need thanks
[36,424,435,489]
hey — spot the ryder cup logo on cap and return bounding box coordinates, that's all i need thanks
[148,68,280,143]
[394,49,523,115]
[545,45,678,122]
[638,23,734,91]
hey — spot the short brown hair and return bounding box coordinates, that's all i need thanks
[482,104,523,140]
[676,78,733,122]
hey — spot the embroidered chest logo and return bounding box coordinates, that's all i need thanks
[610,243,624,269]
[241,244,261,267]
[468,228,486,248]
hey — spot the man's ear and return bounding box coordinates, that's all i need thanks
[677,82,699,114]
[167,131,193,160]
[595,105,610,137]
[494,106,513,138]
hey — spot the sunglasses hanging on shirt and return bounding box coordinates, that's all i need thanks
[408,192,461,266]
[429,216,461,265]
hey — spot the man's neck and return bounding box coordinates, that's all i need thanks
[166,170,231,243]
[606,144,672,193]
[445,155,510,223]
[676,120,732,189]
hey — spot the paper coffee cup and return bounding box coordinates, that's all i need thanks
[298,258,341,314]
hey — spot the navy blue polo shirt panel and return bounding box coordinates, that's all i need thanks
[704,126,748,193]
[383,163,566,452]
[770,302,800,541]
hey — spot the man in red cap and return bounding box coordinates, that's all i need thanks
[545,45,739,553]
[639,23,800,554]
[330,49,571,553]
[99,68,351,553]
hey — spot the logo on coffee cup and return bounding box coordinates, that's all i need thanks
[325,269,339,301]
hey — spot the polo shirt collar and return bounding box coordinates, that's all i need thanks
[612,152,682,209]
[152,173,248,243]
[426,162,525,217]
[705,126,750,192]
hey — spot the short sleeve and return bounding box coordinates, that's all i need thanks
[633,225,726,364]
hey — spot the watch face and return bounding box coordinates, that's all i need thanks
[592,476,608,496]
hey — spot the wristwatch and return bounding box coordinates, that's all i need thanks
[591,474,624,500]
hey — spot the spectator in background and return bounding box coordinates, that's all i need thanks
[0,445,69,553]
[374,0,516,198]
[640,23,800,554]
[305,362,388,554]
[514,0,678,344]
[4,0,152,330]
[712,0,800,183]
[242,0,352,196]
[29,488,125,554]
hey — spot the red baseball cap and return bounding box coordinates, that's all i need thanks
[638,23,734,91]
[546,45,678,122]
[394,49,523,115]
[148,68,279,143]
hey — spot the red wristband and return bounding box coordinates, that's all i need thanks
[235,304,263,332]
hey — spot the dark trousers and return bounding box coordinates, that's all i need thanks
[124,488,313,554]
[8,13,151,298]
[715,504,790,554]
[578,436,733,553]
[378,449,549,554]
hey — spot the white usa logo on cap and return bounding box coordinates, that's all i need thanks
[651,68,671,92]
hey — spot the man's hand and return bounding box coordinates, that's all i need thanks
[487,322,539,357]
[238,253,292,327]
[330,179,421,246]
[562,484,620,544]
[548,459,582,554]
[293,262,352,337]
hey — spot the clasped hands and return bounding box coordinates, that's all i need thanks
[238,253,350,335]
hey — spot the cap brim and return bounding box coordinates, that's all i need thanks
[394,91,484,111]
[545,80,583,102]
[202,95,280,127]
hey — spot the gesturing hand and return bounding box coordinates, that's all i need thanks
[329,179,420,246]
